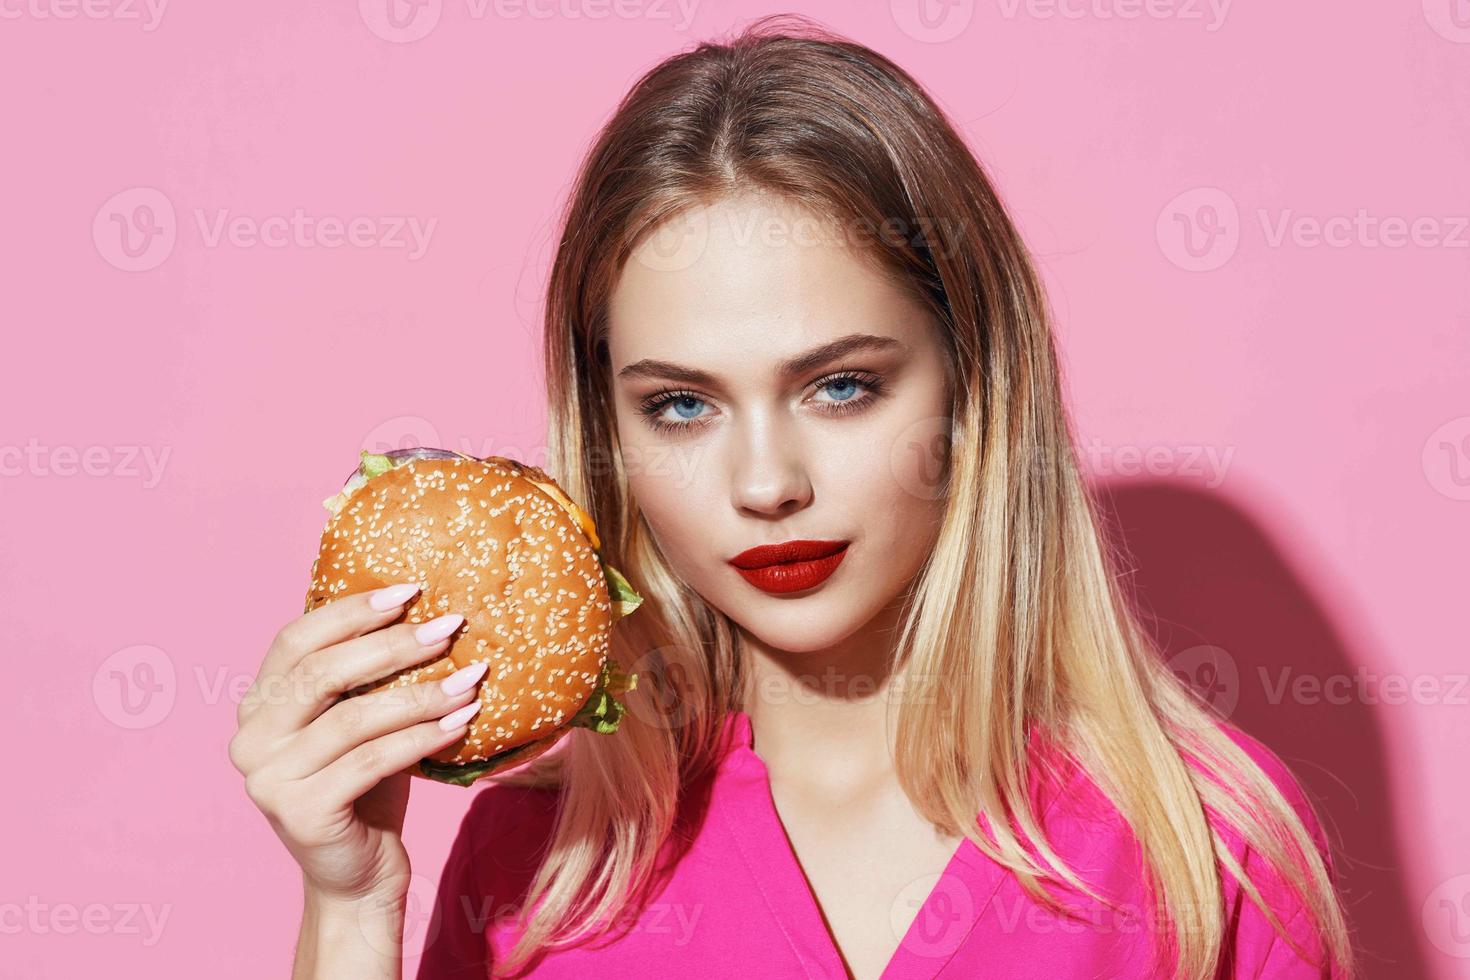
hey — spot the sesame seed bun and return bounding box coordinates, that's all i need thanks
[303,449,641,786]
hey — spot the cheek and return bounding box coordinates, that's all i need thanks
[846,386,951,554]
[876,413,953,510]
[620,438,722,570]
[839,380,952,507]
[886,355,954,500]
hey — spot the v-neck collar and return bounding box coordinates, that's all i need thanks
[712,710,1009,980]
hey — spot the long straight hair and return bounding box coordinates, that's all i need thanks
[491,15,1354,978]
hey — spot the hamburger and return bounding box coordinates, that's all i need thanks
[304,447,642,786]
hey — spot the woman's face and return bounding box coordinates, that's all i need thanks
[605,192,953,655]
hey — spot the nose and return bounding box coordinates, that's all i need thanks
[728,414,813,518]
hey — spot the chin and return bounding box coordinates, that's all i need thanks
[721,589,882,655]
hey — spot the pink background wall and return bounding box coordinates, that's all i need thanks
[2,3,1466,977]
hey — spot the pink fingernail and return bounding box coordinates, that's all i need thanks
[415,613,464,646]
[439,700,481,731]
[440,662,488,697]
[370,583,420,611]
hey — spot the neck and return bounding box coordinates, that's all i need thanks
[738,592,910,795]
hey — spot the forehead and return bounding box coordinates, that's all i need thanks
[606,193,931,373]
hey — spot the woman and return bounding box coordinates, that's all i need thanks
[231,16,1354,979]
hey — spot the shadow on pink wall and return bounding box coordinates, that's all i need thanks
[1098,481,1430,980]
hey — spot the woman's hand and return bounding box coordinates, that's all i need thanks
[228,583,484,906]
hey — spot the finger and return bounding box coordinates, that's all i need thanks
[240,583,424,727]
[260,582,426,683]
[282,662,488,779]
[248,613,467,738]
[305,716,479,804]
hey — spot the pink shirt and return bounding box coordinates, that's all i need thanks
[416,710,1339,978]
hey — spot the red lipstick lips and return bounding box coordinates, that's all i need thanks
[727,539,851,595]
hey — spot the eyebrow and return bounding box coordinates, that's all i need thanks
[616,333,906,387]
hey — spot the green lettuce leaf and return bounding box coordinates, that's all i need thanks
[567,657,638,734]
[600,561,643,620]
[417,658,638,787]
[417,740,545,787]
[358,451,395,479]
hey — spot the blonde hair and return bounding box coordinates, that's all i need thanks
[488,14,1354,978]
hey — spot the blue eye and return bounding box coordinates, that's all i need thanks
[636,370,887,435]
[671,396,705,420]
